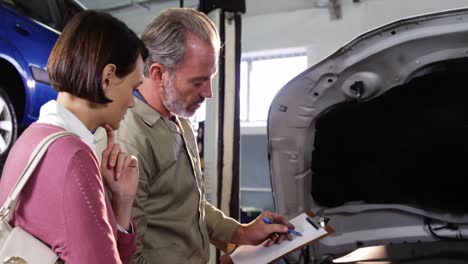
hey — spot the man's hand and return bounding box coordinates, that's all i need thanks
[230,211,294,247]
[100,124,139,229]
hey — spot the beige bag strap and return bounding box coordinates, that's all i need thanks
[0,131,76,221]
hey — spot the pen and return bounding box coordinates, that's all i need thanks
[262,217,303,237]
[305,216,318,230]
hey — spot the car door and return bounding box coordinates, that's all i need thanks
[2,0,83,124]
[0,4,7,40]
[2,0,59,124]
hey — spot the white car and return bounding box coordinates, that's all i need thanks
[268,7,468,263]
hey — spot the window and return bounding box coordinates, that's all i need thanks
[240,53,308,123]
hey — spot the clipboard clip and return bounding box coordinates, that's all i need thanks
[305,211,330,230]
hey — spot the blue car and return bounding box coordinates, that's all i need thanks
[0,0,84,163]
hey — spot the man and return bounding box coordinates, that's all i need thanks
[96,8,295,263]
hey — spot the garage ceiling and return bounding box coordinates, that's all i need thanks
[75,0,341,34]
[79,0,198,11]
[78,0,321,16]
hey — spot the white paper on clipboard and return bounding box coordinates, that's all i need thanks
[230,211,333,264]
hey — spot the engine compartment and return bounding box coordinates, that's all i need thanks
[312,60,468,213]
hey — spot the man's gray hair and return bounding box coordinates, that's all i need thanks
[141,7,220,75]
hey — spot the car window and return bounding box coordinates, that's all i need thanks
[2,0,82,31]
[9,0,55,28]
[55,0,83,30]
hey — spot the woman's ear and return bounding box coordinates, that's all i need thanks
[101,64,117,92]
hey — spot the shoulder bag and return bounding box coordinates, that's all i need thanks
[0,131,75,264]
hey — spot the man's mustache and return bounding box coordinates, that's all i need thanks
[195,97,205,105]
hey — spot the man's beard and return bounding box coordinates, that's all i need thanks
[161,75,197,118]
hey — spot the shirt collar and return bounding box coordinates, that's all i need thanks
[130,96,191,136]
[133,96,161,126]
[36,100,96,152]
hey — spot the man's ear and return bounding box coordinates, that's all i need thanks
[149,63,166,82]
[101,64,117,92]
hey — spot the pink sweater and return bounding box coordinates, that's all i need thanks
[0,124,136,263]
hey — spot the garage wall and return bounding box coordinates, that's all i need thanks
[109,0,468,65]
[243,0,468,65]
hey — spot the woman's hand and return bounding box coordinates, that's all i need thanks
[100,124,138,229]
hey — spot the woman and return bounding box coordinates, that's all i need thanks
[0,10,148,263]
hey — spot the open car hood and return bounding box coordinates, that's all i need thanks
[268,7,468,262]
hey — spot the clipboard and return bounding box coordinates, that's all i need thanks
[226,210,333,264]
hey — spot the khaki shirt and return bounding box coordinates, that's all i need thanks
[95,98,239,264]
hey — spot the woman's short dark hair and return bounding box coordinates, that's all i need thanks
[47,10,149,104]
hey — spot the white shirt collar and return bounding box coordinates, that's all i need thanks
[36,100,96,152]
